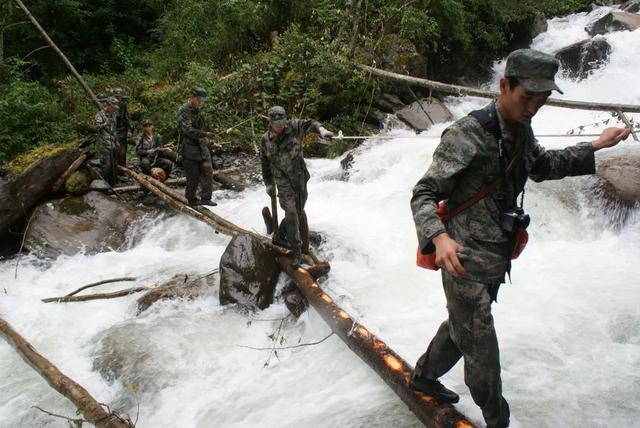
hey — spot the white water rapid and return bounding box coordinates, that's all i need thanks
[1,6,639,428]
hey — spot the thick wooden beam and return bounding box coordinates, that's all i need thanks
[0,317,133,427]
[119,166,477,427]
[278,257,476,428]
[357,64,640,113]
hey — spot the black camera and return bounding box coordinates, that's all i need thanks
[500,207,530,233]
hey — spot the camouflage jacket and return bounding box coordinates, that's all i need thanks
[115,102,130,142]
[177,102,210,161]
[260,119,320,193]
[94,109,117,149]
[135,133,164,158]
[411,102,596,283]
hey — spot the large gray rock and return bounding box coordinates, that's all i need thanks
[555,38,612,80]
[24,191,147,259]
[219,234,281,310]
[396,98,453,131]
[0,146,80,235]
[597,155,640,202]
[377,34,428,77]
[623,0,640,13]
[586,11,640,36]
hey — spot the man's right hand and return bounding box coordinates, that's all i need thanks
[266,185,276,197]
[433,233,465,277]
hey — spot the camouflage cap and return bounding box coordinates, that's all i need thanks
[267,106,287,126]
[142,119,154,126]
[103,96,120,109]
[504,49,563,94]
[192,87,208,98]
[109,87,125,96]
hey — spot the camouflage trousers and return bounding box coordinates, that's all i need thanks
[414,273,510,428]
[183,158,213,202]
[140,153,174,177]
[100,142,118,185]
[275,186,309,254]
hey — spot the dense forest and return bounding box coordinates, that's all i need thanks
[0,0,593,165]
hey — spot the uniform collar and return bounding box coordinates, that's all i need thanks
[268,123,292,142]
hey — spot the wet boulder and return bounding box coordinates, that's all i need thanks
[65,169,91,195]
[24,191,147,259]
[586,11,640,36]
[0,144,80,235]
[555,38,612,80]
[596,151,640,202]
[396,98,453,131]
[623,0,640,13]
[219,233,281,310]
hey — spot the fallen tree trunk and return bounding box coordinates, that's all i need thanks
[65,277,137,297]
[136,280,202,314]
[52,153,87,192]
[357,64,640,113]
[278,258,476,428]
[0,317,133,427]
[42,286,149,303]
[119,166,290,255]
[120,165,476,426]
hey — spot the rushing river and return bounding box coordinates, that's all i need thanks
[1,6,639,428]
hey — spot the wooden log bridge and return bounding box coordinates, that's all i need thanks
[0,317,134,428]
[122,167,476,427]
[357,64,640,113]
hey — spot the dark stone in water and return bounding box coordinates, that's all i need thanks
[586,11,640,36]
[24,191,147,259]
[219,234,281,310]
[555,38,611,80]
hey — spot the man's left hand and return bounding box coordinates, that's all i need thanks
[592,127,631,150]
[319,127,334,140]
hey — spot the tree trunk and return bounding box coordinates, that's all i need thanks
[357,64,640,113]
[13,0,101,109]
[119,165,476,427]
[277,257,477,428]
[0,317,133,427]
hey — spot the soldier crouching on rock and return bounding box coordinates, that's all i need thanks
[177,87,222,207]
[260,106,334,267]
[135,119,175,181]
[94,96,119,184]
[410,49,630,428]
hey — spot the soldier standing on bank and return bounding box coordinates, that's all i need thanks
[260,106,334,267]
[110,88,131,168]
[135,119,175,180]
[410,49,630,428]
[177,87,221,206]
[94,96,119,184]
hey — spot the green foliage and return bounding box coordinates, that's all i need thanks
[0,76,79,164]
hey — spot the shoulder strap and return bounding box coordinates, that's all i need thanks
[441,105,520,223]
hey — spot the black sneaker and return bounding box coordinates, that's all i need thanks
[188,198,200,207]
[199,199,217,206]
[409,375,460,404]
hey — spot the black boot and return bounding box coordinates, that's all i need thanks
[291,248,303,268]
[409,374,459,403]
[199,199,217,206]
[187,198,200,207]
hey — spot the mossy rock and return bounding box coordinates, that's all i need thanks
[65,169,91,195]
[6,141,80,176]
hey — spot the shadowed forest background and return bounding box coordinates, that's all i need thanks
[0,0,592,165]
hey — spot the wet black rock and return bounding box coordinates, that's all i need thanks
[395,98,453,131]
[555,38,612,80]
[219,233,281,310]
[24,191,147,259]
[0,146,80,236]
[586,11,640,36]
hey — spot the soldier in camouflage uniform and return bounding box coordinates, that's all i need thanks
[260,106,334,267]
[94,97,119,184]
[177,88,221,206]
[110,88,131,168]
[410,49,630,427]
[135,119,175,178]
